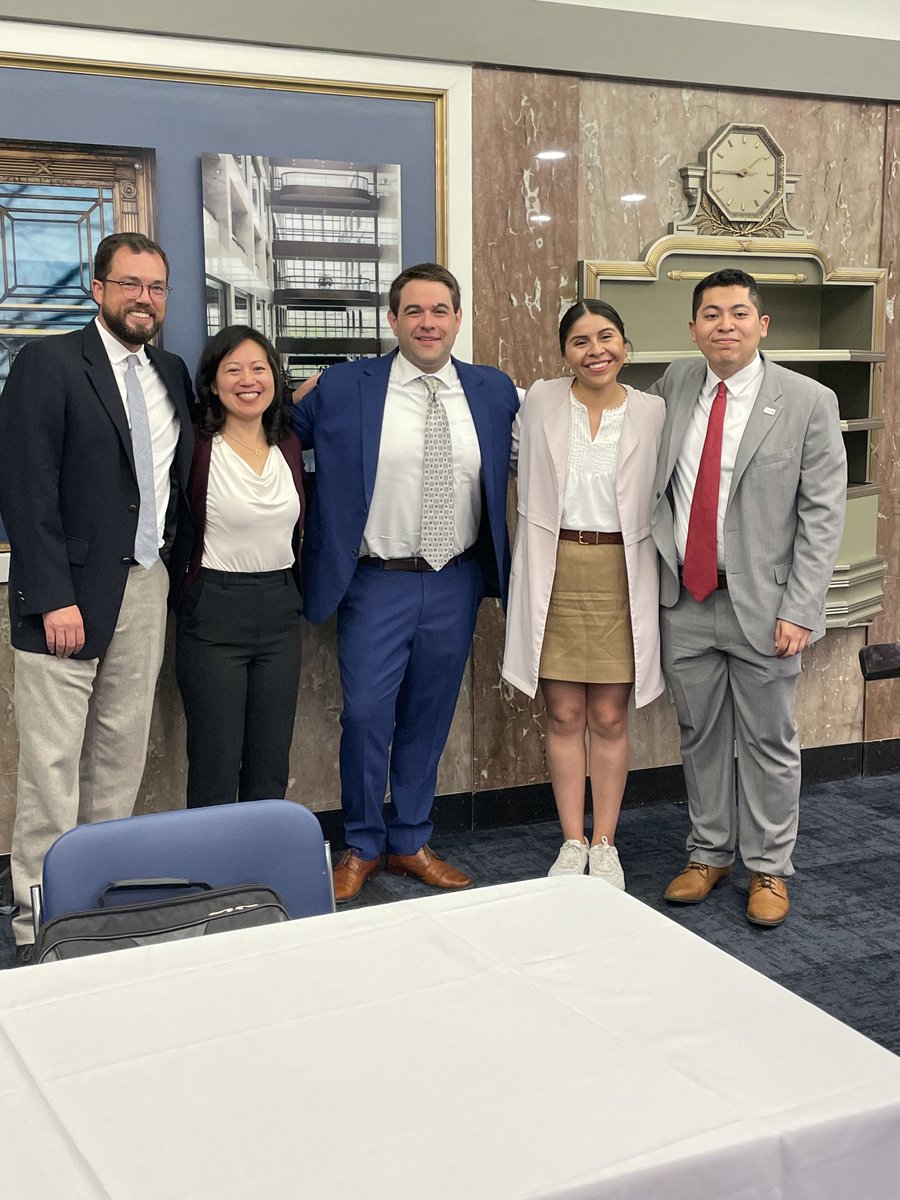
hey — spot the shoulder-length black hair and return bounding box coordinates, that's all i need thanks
[195,324,291,445]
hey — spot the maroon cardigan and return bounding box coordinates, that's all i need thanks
[174,429,306,609]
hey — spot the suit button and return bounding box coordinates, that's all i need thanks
[351,549,358,558]
[121,557,132,564]
[128,503,138,513]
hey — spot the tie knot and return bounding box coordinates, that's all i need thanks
[714,380,727,402]
[421,375,440,397]
[126,354,141,372]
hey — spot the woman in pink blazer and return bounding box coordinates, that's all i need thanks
[502,300,665,888]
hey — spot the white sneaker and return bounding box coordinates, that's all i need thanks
[548,838,589,876]
[588,837,626,890]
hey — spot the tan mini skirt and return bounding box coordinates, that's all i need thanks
[538,539,634,684]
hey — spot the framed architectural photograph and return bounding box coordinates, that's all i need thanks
[201,153,403,386]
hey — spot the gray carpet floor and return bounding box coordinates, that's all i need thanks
[2,773,899,1056]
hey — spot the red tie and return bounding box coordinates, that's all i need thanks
[682,380,727,603]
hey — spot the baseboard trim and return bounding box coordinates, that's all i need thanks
[316,742,880,849]
[862,737,900,777]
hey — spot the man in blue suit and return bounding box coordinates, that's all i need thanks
[292,263,518,901]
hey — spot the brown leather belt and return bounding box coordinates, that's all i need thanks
[357,547,477,572]
[558,529,624,545]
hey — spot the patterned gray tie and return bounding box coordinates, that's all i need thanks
[125,354,158,568]
[420,374,455,571]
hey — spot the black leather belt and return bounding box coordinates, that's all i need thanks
[357,547,477,572]
[678,567,728,591]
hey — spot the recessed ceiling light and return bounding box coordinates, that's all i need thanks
[536,150,567,161]
[621,192,646,203]
[528,213,552,223]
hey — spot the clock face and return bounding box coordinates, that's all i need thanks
[707,125,785,222]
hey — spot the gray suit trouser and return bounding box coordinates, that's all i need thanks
[660,586,801,877]
[10,559,168,944]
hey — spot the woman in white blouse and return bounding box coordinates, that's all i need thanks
[173,326,305,808]
[502,300,665,888]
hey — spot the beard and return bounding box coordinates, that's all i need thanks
[99,303,162,346]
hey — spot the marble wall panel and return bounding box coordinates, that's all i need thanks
[579,82,886,268]
[796,629,866,747]
[865,102,900,743]
[471,67,581,791]
[471,67,582,386]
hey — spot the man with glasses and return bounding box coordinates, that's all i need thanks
[0,232,194,962]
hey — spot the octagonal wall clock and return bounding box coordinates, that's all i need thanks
[706,123,786,223]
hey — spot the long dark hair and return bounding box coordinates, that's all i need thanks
[195,325,290,445]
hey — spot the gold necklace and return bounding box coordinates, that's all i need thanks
[222,429,266,457]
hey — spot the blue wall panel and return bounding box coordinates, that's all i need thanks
[0,65,437,374]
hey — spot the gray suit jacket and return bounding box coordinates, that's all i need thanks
[650,355,847,655]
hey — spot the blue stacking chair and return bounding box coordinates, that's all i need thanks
[33,799,335,937]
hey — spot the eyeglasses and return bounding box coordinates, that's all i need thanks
[102,278,171,301]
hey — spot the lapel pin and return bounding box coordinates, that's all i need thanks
[763,406,777,416]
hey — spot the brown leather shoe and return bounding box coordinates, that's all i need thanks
[332,851,382,902]
[663,860,732,904]
[747,873,789,926]
[386,845,472,890]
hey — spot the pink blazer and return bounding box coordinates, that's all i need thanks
[501,378,665,707]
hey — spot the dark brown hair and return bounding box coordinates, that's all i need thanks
[94,232,169,282]
[389,262,461,315]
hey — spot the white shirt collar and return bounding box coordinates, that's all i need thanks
[704,351,763,401]
[94,317,150,368]
[392,350,458,390]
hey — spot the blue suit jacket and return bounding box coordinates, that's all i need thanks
[291,350,518,624]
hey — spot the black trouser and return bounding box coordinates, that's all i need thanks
[175,567,302,807]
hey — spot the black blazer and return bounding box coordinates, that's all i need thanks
[0,321,194,658]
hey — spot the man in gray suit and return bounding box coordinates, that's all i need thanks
[650,268,846,926]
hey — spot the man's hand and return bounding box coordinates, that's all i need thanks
[43,605,85,657]
[291,373,321,404]
[774,619,811,658]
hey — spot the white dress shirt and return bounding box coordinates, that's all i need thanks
[560,390,625,531]
[360,352,482,559]
[672,353,765,569]
[201,438,299,572]
[95,318,180,556]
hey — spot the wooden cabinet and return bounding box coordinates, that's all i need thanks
[579,235,886,625]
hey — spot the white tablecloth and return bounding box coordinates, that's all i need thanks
[1,876,899,1199]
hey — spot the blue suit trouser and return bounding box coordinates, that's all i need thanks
[336,557,483,860]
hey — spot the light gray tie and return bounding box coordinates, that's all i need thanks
[420,375,455,571]
[125,354,158,568]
